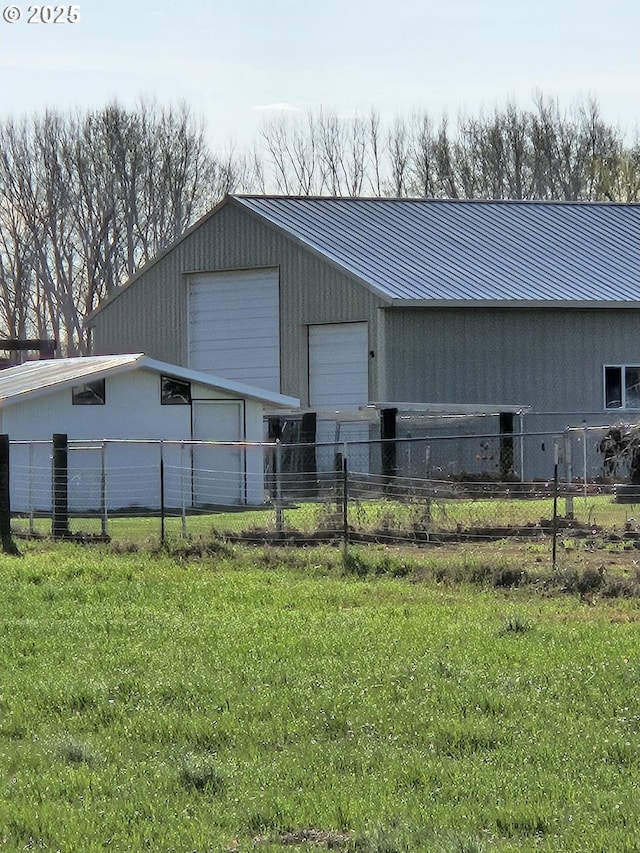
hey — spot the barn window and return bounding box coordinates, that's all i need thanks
[72,378,105,405]
[604,366,640,409]
[161,376,191,405]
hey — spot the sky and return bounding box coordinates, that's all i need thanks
[0,0,639,154]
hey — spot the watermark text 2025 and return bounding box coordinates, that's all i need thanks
[2,5,80,23]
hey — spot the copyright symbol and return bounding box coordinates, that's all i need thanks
[3,5,21,22]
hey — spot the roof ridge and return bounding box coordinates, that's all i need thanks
[234,194,640,208]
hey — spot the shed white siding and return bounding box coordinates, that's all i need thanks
[3,365,285,512]
[188,268,280,393]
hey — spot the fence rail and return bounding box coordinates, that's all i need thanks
[1,427,638,550]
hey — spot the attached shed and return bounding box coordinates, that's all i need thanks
[0,354,298,512]
[86,196,640,478]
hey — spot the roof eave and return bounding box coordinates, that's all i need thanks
[0,355,146,407]
[138,356,300,408]
[388,298,640,309]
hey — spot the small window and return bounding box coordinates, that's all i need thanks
[604,365,640,410]
[72,378,105,405]
[161,376,191,405]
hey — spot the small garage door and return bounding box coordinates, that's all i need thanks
[188,268,280,393]
[308,322,369,408]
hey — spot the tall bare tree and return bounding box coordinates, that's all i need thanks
[0,100,239,354]
[257,97,638,203]
[0,95,637,356]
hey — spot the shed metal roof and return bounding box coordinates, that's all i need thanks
[0,354,299,409]
[234,196,640,305]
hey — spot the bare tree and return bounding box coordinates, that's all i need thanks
[0,122,39,340]
[256,97,638,203]
[0,100,237,354]
[591,135,640,202]
[387,116,411,197]
[366,108,384,196]
[260,113,319,194]
[0,96,637,356]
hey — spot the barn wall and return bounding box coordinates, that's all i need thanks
[89,201,387,405]
[383,306,640,416]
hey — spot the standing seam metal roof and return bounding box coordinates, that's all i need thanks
[0,354,299,408]
[234,196,640,303]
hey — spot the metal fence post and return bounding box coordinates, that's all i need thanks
[342,454,349,558]
[52,433,71,540]
[564,429,574,519]
[552,442,559,571]
[160,440,165,545]
[583,424,588,502]
[275,440,283,533]
[28,441,34,535]
[181,441,187,538]
[100,441,108,538]
[0,435,18,554]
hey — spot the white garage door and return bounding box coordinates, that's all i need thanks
[188,268,280,393]
[308,322,369,408]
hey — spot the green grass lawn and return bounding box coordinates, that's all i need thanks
[1,541,639,852]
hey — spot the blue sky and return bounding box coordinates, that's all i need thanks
[1,0,638,152]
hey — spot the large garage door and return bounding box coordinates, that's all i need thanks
[308,322,369,408]
[188,268,280,392]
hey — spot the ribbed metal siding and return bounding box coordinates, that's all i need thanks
[91,203,387,404]
[384,307,640,412]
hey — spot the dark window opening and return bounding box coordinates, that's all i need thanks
[605,365,640,410]
[161,376,191,405]
[72,378,105,406]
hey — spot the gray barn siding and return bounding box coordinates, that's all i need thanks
[90,202,386,405]
[384,307,640,414]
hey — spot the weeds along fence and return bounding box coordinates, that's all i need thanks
[3,426,639,547]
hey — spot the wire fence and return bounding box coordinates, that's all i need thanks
[4,425,640,548]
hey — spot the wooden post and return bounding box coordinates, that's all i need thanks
[381,407,398,484]
[52,433,71,540]
[0,435,18,554]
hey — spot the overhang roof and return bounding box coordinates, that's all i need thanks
[266,402,531,422]
[234,195,640,305]
[0,354,299,409]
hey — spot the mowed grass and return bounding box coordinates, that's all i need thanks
[1,542,640,852]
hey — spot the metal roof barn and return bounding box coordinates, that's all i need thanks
[85,196,640,482]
